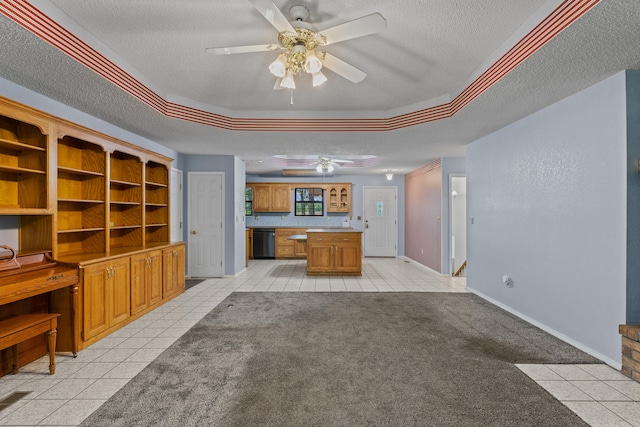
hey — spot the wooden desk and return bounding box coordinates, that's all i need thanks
[0,251,80,363]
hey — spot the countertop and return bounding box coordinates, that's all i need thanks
[305,228,362,233]
[287,228,362,240]
[248,226,354,230]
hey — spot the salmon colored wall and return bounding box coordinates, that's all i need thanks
[404,159,441,272]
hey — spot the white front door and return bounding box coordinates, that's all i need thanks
[363,186,397,257]
[188,172,224,277]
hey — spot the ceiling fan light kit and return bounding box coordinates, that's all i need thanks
[209,0,386,91]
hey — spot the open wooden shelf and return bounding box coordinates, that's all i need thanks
[144,161,169,245]
[58,227,105,234]
[1,98,175,262]
[0,138,46,152]
[0,165,46,175]
[58,198,104,204]
[110,179,141,187]
[0,114,48,212]
[58,166,104,177]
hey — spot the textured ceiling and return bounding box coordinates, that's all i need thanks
[0,0,639,176]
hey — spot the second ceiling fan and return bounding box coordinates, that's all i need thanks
[207,0,386,89]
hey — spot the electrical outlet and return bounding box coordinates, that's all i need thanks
[503,275,513,288]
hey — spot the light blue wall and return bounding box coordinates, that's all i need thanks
[233,156,247,274]
[466,72,627,366]
[246,174,405,256]
[626,70,640,324]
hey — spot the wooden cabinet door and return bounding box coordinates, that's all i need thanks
[130,253,148,315]
[338,185,350,212]
[334,242,361,273]
[306,244,333,273]
[333,233,361,273]
[271,184,291,212]
[326,184,351,212]
[82,258,129,340]
[294,239,307,257]
[175,245,185,291]
[252,184,290,212]
[130,250,162,315]
[148,250,163,306]
[110,257,130,326]
[252,184,271,212]
[163,245,185,299]
[82,262,110,340]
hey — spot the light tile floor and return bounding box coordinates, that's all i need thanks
[0,258,635,426]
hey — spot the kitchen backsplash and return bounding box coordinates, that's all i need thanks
[246,212,353,228]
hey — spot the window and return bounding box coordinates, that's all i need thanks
[294,188,324,216]
[245,187,253,216]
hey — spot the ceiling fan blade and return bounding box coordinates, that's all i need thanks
[332,159,355,164]
[248,0,295,33]
[321,13,387,45]
[322,53,367,83]
[206,44,280,55]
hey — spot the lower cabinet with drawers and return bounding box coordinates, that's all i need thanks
[275,228,306,259]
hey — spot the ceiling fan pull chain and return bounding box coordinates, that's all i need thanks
[290,89,294,105]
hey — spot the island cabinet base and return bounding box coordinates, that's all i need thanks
[305,231,362,276]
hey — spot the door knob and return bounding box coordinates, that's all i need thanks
[190,230,197,235]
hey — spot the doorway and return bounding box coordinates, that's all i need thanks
[363,186,398,257]
[188,172,224,277]
[450,176,467,276]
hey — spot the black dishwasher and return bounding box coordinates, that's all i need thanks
[253,228,276,259]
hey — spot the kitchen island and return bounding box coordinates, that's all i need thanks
[305,229,362,276]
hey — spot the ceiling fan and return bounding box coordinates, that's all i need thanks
[206,0,387,89]
[312,156,354,173]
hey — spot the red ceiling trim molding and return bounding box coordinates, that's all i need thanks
[0,0,599,133]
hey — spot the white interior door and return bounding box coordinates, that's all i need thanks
[188,172,224,277]
[170,168,183,242]
[363,186,397,257]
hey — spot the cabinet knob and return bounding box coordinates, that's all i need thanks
[190,230,197,235]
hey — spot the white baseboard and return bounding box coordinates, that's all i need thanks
[397,256,449,277]
[467,287,620,370]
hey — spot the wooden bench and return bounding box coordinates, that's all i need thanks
[0,313,60,375]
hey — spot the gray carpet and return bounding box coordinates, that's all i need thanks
[184,278,205,290]
[81,293,599,426]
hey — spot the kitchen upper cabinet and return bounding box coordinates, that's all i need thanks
[252,183,291,212]
[326,184,351,212]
